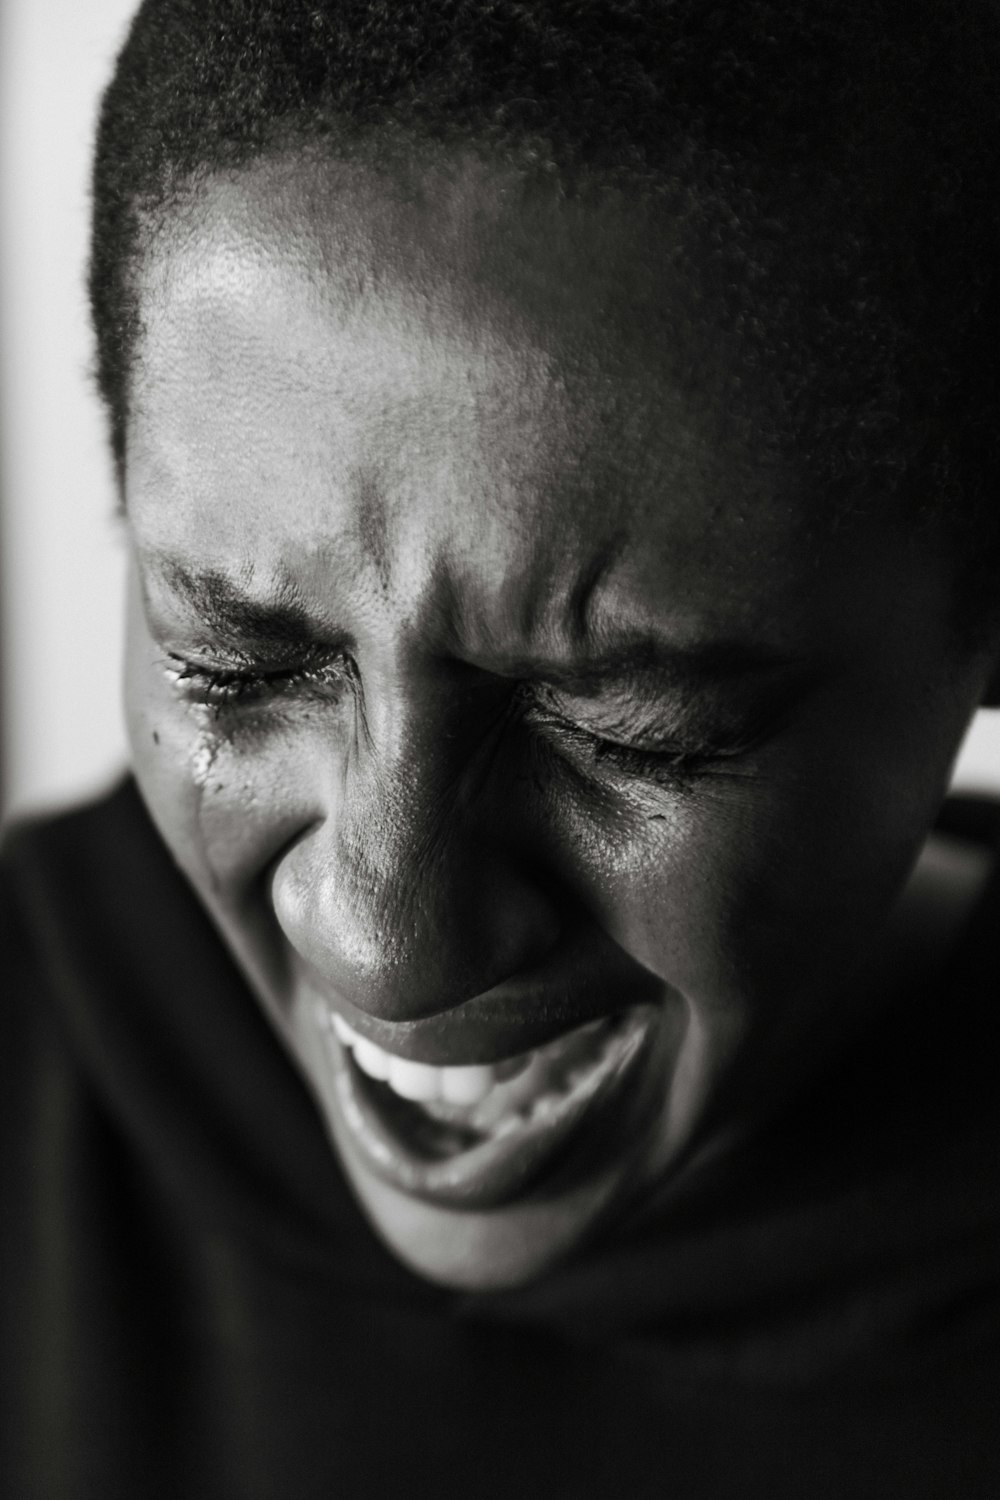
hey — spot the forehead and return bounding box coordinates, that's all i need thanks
[127,152,864,656]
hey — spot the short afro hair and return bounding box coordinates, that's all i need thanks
[90,0,1000,632]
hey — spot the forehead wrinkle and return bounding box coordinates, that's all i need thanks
[135,165,723,533]
[353,467,392,593]
[564,529,633,650]
[129,155,843,687]
[135,205,578,555]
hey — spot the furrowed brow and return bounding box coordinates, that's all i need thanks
[557,545,804,690]
[145,555,323,646]
[524,637,806,692]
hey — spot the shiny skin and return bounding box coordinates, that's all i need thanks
[123,152,1000,1289]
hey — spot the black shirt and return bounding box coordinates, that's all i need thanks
[3,780,999,1498]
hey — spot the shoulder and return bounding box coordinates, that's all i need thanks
[0,777,219,1154]
[1,777,220,1012]
[1,780,159,1139]
[3,776,159,931]
[878,792,1000,993]
[2,778,139,1025]
[932,790,1000,986]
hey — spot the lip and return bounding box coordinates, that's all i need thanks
[316,1002,666,1207]
[297,939,665,1068]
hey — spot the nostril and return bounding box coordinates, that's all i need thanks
[272,833,561,1023]
[350,864,562,1020]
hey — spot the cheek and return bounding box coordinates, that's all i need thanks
[123,602,206,885]
[123,590,319,910]
[551,764,928,1022]
[123,544,965,1042]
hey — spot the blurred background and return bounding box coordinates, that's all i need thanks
[1,0,135,822]
[1,1,998,823]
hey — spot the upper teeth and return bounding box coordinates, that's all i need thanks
[328,1013,516,1105]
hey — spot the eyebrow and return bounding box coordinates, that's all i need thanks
[144,554,802,683]
[146,556,324,649]
[520,638,801,690]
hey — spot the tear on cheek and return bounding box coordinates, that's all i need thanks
[191,727,224,790]
[189,724,229,895]
[176,719,323,914]
[184,722,288,902]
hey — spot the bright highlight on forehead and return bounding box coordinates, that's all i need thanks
[130,159,596,564]
[131,149,730,474]
[126,147,922,691]
[129,152,801,535]
[135,168,561,421]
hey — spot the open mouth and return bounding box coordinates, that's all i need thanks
[314,1001,662,1208]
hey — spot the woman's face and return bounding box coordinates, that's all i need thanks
[123,154,996,1288]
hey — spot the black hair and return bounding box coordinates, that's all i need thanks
[90,0,1000,631]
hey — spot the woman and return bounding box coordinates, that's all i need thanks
[4,1,1000,1494]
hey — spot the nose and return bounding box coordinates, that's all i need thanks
[271,669,561,1022]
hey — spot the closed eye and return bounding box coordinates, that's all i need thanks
[520,684,752,786]
[162,648,351,708]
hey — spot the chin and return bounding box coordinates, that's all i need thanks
[332,1115,660,1291]
[357,1188,625,1292]
[289,993,687,1289]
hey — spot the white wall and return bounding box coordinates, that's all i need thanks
[0,0,997,821]
[0,0,136,821]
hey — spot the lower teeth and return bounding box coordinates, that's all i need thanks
[352,1018,616,1155]
[361,1080,485,1159]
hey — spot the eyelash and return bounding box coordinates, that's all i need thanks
[591,737,715,782]
[163,651,345,707]
[523,698,722,785]
[163,655,734,784]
